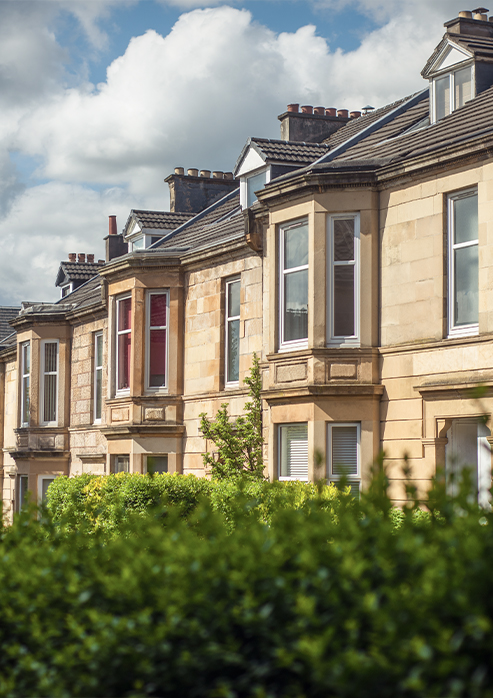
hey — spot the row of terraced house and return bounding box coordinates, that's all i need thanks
[2,10,493,519]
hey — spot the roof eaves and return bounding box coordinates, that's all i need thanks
[313,89,429,166]
[233,137,253,177]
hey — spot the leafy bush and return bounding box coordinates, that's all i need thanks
[2,478,493,697]
[46,473,345,533]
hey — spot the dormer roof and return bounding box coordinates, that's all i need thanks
[123,210,192,239]
[233,138,329,177]
[55,260,105,289]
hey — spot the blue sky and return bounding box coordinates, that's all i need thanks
[0,0,466,305]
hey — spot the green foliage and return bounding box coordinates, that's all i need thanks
[199,352,264,479]
[46,473,345,534]
[3,475,493,697]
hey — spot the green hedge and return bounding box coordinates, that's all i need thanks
[1,481,493,697]
[46,473,346,533]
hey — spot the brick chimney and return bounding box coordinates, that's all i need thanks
[165,167,238,213]
[104,215,128,262]
[278,104,351,143]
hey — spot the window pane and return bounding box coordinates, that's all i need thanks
[334,266,355,336]
[114,456,129,474]
[331,426,358,476]
[17,476,29,513]
[150,294,167,327]
[44,342,57,373]
[280,424,308,479]
[44,374,57,423]
[436,76,450,120]
[23,343,30,373]
[95,370,102,421]
[22,376,30,424]
[333,219,354,261]
[41,478,55,502]
[227,280,240,318]
[96,333,103,366]
[147,455,168,474]
[284,223,308,269]
[227,319,240,383]
[117,332,131,390]
[454,245,478,326]
[247,170,267,207]
[149,329,166,387]
[118,297,131,331]
[284,269,308,342]
[454,194,478,244]
[455,66,472,109]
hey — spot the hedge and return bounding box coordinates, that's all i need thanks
[1,476,493,696]
[45,473,347,533]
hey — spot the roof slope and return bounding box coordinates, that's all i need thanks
[0,307,20,342]
[131,210,193,230]
[56,274,102,310]
[55,260,104,287]
[250,138,329,164]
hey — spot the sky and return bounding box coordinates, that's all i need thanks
[0,0,469,305]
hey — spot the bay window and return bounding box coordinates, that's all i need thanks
[280,219,308,350]
[278,423,308,481]
[327,423,360,497]
[327,214,360,345]
[448,189,478,336]
[41,340,58,425]
[225,277,240,384]
[116,295,131,392]
[20,341,30,426]
[146,291,168,390]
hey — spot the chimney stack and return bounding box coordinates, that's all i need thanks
[105,215,128,262]
[278,104,351,142]
[165,167,238,213]
[78,253,86,263]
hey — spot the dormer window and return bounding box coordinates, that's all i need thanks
[246,169,268,208]
[433,64,473,122]
[129,234,162,251]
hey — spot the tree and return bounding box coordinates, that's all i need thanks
[199,353,264,479]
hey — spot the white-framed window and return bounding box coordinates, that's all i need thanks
[38,475,57,503]
[445,419,491,507]
[240,167,270,209]
[327,423,360,497]
[94,332,103,423]
[16,475,29,513]
[432,64,473,123]
[448,189,478,337]
[146,290,169,391]
[20,341,30,427]
[116,295,131,393]
[40,340,58,426]
[145,455,168,475]
[279,219,308,351]
[278,423,308,481]
[111,455,130,474]
[129,234,163,251]
[225,277,240,385]
[327,214,360,345]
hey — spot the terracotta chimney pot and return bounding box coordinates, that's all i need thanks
[313,106,325,115]
[174,166,184,175]
[223,172,234,180]
[212,171,223,179]
[200,170,211,178]
[78,253,86,263]
[187,168,198,177]
[459,10,473,17]
[287,103,299,112]
[337,109,349,118]
[98,259,105,264]
[325,108,337,116]
[109,215,117,236]
[301,105,313,114]
[68,253,76,262]
[350,111,362,119]
[87,254,95,263]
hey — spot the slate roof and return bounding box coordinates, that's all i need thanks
[56,274,102,310]
[249,138,329,164]
[129,210,193,231]
[0,307,20,343]
[155,189,242,252]
[55,260,105,288]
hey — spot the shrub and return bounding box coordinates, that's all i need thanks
[2,479,493,697]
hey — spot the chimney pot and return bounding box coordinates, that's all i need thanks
[325,108,337,116]
[187,168,198,177]
[78,253,86,263]
[313,106,325,115]
[223,172,234,180]
[87,254,95,263]
[200,169,211,178]
[98,259,105,264]
[337,109,349,118]
[301,105,313,114]
[287,103,299,112]
[174,166,184,175]
[109,215,117,236]
[474,12,488,20]
[459,10,473,17]
[212,171,223,179]
[350,111,362,119]
[68,253,76,262]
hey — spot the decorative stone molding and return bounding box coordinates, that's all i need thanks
[276,362,307,383]
[328,362,358,380]
[144,407,165,421]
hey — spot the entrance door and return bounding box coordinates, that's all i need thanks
[445,419,491,506]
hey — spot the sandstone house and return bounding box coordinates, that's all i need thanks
[2,10,493,518]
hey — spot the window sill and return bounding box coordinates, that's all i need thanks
[279,341,308,353]
[447,324,479,340]
[278,476,309,482]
